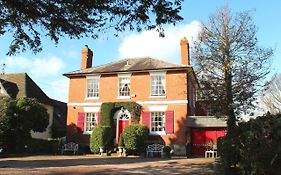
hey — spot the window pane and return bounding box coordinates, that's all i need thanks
[87,78,99,98]
[85,113,97,132]
[150,112,165,132]
[119,77,130,96]
[151,75,165,96]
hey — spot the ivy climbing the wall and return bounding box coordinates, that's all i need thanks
[100,102,142,127]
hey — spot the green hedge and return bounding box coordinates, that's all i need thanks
[219,113,281,175]
[90,126,112,153]
[100,103,115,127]
[123,124,148,154]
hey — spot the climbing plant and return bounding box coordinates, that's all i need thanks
[100,102,142,127]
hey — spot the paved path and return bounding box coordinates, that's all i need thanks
[0,155,216,175]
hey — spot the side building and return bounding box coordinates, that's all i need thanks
[0,73,67,139]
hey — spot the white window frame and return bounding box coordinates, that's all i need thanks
[86,75,100,99]
[150,111,166,135]
[84,112,98,134]
[117,73,131,99]
[83,107,100,134]
[150,72,166,98]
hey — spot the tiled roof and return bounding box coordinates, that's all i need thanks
[64,57,191,76]
[0,79,19,98]
[0,73,52,105]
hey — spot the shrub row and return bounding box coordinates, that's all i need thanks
[219,113,281,175]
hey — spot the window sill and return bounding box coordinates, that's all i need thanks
[85,97,99,100]
[149,132,166,136]
[117,96,131,100]
[149,95,166,98]
[83,131,92,135]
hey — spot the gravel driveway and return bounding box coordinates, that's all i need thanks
[0,155,216,175]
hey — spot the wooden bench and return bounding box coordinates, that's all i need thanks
[61,142,79,155]
[146,144,164,157]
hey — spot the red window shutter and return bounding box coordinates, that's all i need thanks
[141,111,150,128]
[165,111,174,134]
[77,112,85,133]
[97,112,101,127]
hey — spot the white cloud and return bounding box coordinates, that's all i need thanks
[118,21,202,63]
[1,55,64,78]
[48,78,69,102]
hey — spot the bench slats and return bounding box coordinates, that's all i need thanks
[61,142,78,155]
[146,144,164,157]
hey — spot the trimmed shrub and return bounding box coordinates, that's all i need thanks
[100,103,115,127]
[90,126,112,153]
[123,124,148,154]
[219,113,281,175]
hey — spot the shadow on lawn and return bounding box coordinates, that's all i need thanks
[0,156,170,169]
[0,157,217,175]
[50,162,213,175]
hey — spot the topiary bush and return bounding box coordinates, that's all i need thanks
[219,113,281,175]
[90,126,112,154]
[123,124,148,154]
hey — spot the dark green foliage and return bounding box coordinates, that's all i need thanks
[163,145,171,154]
[0,0,183,55]
[219,113,281,175]
[0,97,49,153]
[100,102,142,126]
[113,102,142,124]
[100,103,115,127]
[26,138,59,154]
[123,124,148,153]
[90,126,112,154]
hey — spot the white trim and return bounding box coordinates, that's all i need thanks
[149,71,166,76]
[149,131,166,136]
[86,75,100,98]
[83,107,100,112]
[67,100,188,107]
[117,96,131,100]
[86,75,101,79]
[118,74,131,98]
[150,71,166,97]
[68,102,102,106]
[138,100,188,105]
[83,131,92,135]
[149,96,166,98]
[148,105,168,112]
[85,97,100,100]
[118,73,131,78]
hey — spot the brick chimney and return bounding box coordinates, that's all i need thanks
[81,45,93,69]
[180,37,190,65]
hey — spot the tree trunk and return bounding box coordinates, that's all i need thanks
[225,68,236,135]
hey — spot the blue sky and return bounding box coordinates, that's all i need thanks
[0,0,280,102]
